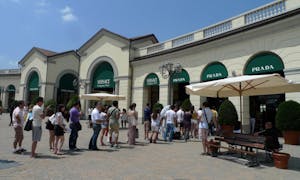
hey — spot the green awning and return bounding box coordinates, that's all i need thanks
[144,73,160,86]
[29,72,39,91]
[201,62,228,82]
[59,74,77,92]
[245,53,284,75]
[92,62,115,89]
[7,85,16,92]
[171,69,190,84]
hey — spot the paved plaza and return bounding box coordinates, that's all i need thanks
[0,113,299,180]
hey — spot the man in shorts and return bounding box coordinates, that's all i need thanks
[31,97,45,158]
[108,101,120,148]
[12,100,26,153]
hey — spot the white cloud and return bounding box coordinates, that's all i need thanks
[37,0,48,7]
[35,0,49,14]
[60,6,78,22]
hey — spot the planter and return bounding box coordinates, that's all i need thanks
[273,152,290,169]
[221,125,234,136]
[207,140,220,157]
[283,131,300,145]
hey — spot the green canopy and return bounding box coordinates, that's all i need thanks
[92,62,115,89]
[144,73,160,86]
[245,53,284,75]
[29,72,39,91]
[171,69,190,84]
[59,74,77,92]
[201,62,228,82]
[7,85,16,92]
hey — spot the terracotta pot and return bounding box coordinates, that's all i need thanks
[221,125,234,136]
[283,131,300,145]
[273,152,290,169]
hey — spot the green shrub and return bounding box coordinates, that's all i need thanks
[66,95,79,110]
[218,100,238,126]
[153,102,163,113]
[276,100,300,131]
[44,99,57,112]
[181,98,192,111]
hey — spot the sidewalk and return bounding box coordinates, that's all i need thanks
[0,113,299,180]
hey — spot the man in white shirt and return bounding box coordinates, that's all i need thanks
[12,100,25,153]
[31,97,45,158]
[176,106,184,135]
[89,102,106,150]
[199,102,212,155]
[163,105,177,142]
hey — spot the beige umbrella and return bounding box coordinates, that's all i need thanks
[185,73,300,131]
[79,93,126,101]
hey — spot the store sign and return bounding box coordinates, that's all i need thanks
[97,79,112,88]
[245,53,284,75]
[171,70,190,84]
[144,73,160,86]
[251,65,274,73]
[172,77,187,83]
[201,62,228,82]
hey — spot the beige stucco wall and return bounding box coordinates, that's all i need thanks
[19,52,47,102]
[79,35,131,114]
[0,74,21,110]
[131,13,300,127]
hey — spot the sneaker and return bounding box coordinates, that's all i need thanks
[113,144,120,149]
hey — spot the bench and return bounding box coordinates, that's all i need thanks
[209,134,276,167]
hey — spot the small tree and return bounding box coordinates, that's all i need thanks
[44,99,57,113]
[153,102,163,113]
[218,100,238,126]
[67,95,79,110]
[181,98,192,111]
[276,100,300,131]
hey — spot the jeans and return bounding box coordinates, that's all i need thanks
[69,123,79,149]
[164,124,175,142]
[89,124,101,149]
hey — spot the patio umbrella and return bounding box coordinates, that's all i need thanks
[185,73,300,131]
[79,92,126,101]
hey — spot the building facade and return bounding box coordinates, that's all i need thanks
[1,0,299,132]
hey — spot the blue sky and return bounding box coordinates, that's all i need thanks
[0,0,274,69]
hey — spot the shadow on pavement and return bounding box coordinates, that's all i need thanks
[35,154,63,159]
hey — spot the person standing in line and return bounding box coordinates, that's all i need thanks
[210,106,219,135]
[176,106,184,136]
[31,97,45,158]
[197,107,203,141]
[99,105,108,146]
[143,103,151,141]
[45,106,55,151]
[127,103,138,145]
[199,102,212,155]
[191,106,198,139]
[183,107,192,142]
[164,105,177,142]
[108,101,120,149]
[69,101,82,151]
[53,104,67,155]
[120,108,128,128]
[9,103,15,126]
[89,102,106,150]
[12,100,26,153]
[149,109,160,143]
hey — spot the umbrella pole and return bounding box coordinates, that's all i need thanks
[239,82,243,133]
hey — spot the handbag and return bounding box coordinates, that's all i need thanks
[76,122,82,131]
[135,128,139,138]
[24,119,32,131]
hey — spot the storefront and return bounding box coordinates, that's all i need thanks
[57,73,78,105]
[144,73,160,107]
[244,52,285,131]
[171,69,190,105]
[27,71,39,103]
[92,62,115,93]
[6,84,16,107]
[201,62,228,109]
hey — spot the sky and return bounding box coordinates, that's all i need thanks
[0,0,274,69]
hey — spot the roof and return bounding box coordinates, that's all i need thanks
[34,47,57,56]
[130,34,158,43]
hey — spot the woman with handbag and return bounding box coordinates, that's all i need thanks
[127,103,138,145]
[45,106,55,151]
[54,104,67,155]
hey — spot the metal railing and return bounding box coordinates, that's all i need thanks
[172,34,194,47]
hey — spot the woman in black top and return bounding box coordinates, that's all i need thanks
[183,107,192,142]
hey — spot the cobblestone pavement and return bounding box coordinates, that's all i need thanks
[0,113,299,180]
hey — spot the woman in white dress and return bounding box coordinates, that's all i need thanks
[127,103,138,145]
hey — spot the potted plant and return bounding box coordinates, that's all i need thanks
[218,100,238,136]
[275,100,300,145]
[272,152,290,169]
